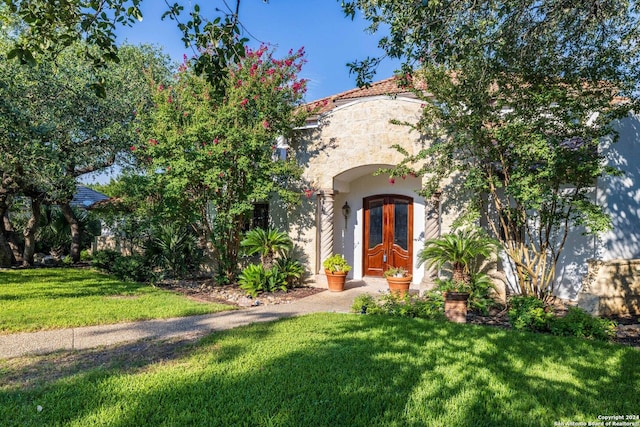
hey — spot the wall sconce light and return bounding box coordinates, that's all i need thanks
[342,201,351,228]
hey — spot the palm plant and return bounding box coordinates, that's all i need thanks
[240,228,293,269]
[418,229,499,286]
[145,222,202,279]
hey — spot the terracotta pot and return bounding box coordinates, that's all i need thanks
[325,269,347,292]
[444,292,470,323]
[386,275,413,297]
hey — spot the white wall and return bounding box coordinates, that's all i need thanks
[598,113,640,260]
[331,172,426,282]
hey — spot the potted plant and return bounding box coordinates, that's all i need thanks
[323,254,352,292]
[436,279,472,323]
[418,229,498,323]
[383,266,412,297]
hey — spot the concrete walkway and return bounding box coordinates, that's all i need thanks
[0,279,389,359]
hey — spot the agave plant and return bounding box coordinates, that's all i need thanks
[418,229,499,286]
[240,228,293,268]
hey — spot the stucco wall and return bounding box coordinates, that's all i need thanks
[597,113,640,260]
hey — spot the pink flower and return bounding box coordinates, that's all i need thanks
[148,139,158,146]
[304,189,314,199]
[389,177,395,185]
[262,120,270,130]
[240,98,249,107]
[130,146,136,151]
[213,138,219,145]
[183,112,189,117]
[167,97,173,104]
[219,172,224,177]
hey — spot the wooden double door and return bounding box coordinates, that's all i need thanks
[363,195,413,277]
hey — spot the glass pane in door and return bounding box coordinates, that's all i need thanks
[369,200,383,248]
[393,201,408,250]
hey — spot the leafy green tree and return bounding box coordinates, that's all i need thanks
[2,0,251,97]
[1,0,143,96]
[0,19,170,264]
[135,45,309,282]
[342,0,640,299]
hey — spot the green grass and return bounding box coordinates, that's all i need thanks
[1,313,638,426]
[0,268,234,333]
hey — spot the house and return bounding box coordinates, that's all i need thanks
[284,77,640,315]
[70,185,110,209]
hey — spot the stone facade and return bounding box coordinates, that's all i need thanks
[297,96,424,190]
[289,91,448,288]
[578,259,640,316]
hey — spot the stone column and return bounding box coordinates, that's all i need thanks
[420,192,441,293]
[319,189,335,272]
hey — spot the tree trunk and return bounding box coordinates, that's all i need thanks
[61,203,81,262]
[0,204,16,267]
[0,233,12,267]
[22,197,42,266]
[4,213,22,263]
[0,189,17,266]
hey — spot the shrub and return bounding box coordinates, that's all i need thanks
[80,249,93,261]
[238,264,288,297]
[550,307,617,341]
[273,257,305,288]
[508,295,553,332]
[469,272,500,314]
[351,294,378,314]
[238,264,267,297]
[111,254,153,283]
[91,249,122,270]
[352,292,444,320]
[144,222,203,279]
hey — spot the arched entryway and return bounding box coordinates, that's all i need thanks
[363,195,413,277]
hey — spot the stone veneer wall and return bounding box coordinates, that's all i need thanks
[578,259,640,316]
[298,97,425,189]
[291,96,425,275]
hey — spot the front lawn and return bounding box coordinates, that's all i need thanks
[1,313,638,426]
[0,268,234,333]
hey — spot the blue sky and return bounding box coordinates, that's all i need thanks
[117,1,399,101]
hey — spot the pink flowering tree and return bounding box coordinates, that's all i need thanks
[135,46,310,282]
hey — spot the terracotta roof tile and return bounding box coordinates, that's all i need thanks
[304,76,417,116]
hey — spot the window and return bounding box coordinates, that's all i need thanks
[243,203,269,231]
